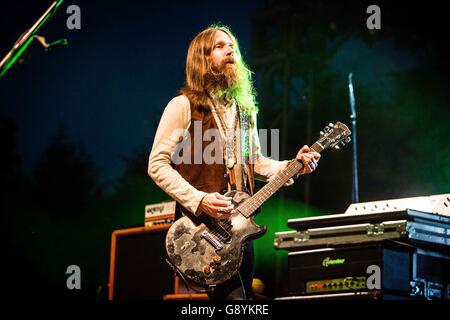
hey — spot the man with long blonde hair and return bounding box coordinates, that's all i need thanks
[148,24,320,299]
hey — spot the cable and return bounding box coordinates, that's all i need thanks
[237,271,247,300]
[165,259,213,295]
[182,276,193,300]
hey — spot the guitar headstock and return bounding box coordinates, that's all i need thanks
[314,122,351,152]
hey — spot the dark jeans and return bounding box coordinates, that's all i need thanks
[207,241,255,300]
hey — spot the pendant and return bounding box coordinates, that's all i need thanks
[226,157,235,169]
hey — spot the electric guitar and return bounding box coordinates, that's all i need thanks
[165,122,351,287]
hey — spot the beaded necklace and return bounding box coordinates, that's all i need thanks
[210,100,239,169]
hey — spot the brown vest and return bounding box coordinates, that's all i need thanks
[172,98,255,216]
[173,102,228,196]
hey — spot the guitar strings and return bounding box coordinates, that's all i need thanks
[238,159,301,217]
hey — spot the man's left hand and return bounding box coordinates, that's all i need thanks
[296,145,321,175]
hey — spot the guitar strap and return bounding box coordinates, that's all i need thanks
[226,163,254,194]
[246,162,255,195]
[227,166,237,191]
[237,104,257,196]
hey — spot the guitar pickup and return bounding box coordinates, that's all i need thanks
[201,230,223,251]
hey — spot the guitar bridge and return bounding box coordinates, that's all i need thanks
[201,230,223,251]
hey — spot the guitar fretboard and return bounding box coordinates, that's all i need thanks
[237,142,323,218]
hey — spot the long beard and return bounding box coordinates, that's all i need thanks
[205,61,238,94]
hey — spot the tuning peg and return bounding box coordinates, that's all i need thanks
[345,137,351,143]
[334,145,340,150]
[329,122,334,127]
[340,141,346,147]
[324,126,330,132]
[320,131,324,136]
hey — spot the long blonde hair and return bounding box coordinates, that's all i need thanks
[180,24,258,116]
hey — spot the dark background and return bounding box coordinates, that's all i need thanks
[1,0,449,299]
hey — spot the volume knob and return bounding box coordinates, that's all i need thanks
[203,265,211,275]
[213,255,222,264]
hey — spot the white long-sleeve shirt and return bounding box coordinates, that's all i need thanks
[148,95,293,215]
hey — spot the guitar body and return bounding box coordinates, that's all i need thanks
[165,190,266,287]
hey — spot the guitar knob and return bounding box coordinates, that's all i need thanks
[203,265,211,275]
[213,255,222,265]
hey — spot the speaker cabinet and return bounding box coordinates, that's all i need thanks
[108,225,174,300]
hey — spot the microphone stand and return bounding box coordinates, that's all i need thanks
[0,0,65,78]
[348,73,359,203]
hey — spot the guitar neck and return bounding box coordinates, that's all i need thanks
[237,142,324,218]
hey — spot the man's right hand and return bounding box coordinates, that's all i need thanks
[199,192,234,220]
